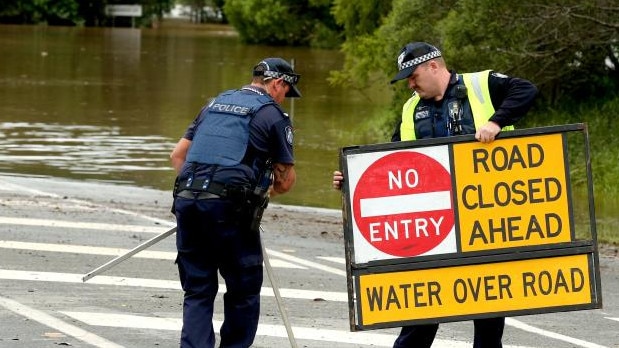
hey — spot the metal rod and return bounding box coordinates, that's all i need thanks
[82,223,297,346]
[289,58,295,122]
[260,226,298,348]
[82,226,177,282]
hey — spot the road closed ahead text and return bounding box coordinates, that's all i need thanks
[357,254,592,325]
[453,133,573,252]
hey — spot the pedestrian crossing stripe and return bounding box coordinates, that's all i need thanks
[0,269,348,302]
[0,240,306,269]
[60,311,537,348]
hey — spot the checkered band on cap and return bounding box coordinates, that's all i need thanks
[398,50,442,71]
[263,70,299,85]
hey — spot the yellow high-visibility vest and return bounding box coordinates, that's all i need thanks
[400,70,514,140]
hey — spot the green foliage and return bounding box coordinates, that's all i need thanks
[223,0,341,46]
[330,0,462,96]
[329,0,457,132]
[0,0,81,25]
[437,0,619,104]
[332,0,618,107]
[522,96,619,199]
[331,0,392,38]
[0,0,174,26]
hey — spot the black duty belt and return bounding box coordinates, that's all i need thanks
[175,178,251,202]
[175,190,221,200]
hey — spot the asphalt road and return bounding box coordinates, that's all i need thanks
[0,173,617,348]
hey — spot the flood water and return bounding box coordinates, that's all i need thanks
[0,23,391,209]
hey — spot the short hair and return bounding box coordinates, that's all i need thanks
[252,63,270,84]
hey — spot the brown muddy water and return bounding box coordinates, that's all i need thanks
[0,23,390,209]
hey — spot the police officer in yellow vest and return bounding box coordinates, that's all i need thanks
[332,42,537,347]
[391,42,536,146]
[391,43,537,348]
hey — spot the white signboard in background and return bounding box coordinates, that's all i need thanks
[105,5,143,17]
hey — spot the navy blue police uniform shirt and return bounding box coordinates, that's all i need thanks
[180,86,294,186]
[391,71,537,142]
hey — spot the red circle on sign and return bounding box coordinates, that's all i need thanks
[352,151,454,257]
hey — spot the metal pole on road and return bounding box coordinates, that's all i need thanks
[82,226,177,282]
[81,223,298,347]
[260,225,298,348]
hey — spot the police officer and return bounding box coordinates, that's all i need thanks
[170,57,299,348]
[332,42,537,347]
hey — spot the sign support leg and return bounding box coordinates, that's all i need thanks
[260,226,298,348]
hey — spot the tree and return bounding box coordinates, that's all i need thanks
[329,0,454,100]
[0,0,175,27]
[223,0,341,47]
[331,0,392,38]
[0,0,81,25]
[439,0,619,104]
[331,0,618,106]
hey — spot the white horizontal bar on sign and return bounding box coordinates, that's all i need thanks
[360,191,451,218]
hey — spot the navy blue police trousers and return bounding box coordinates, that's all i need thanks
[175,197,263,348]
[394,317,505,348]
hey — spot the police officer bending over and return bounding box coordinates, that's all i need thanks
[170,57,299,348]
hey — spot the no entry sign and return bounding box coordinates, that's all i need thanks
[349,147,456,263]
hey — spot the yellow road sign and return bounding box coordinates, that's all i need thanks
[358,253,592,326]
[453,133,573,252]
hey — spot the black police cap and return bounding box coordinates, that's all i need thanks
[253,58,301,98]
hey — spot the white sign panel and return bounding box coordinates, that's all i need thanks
[105,5,143,17]
[347,145,457,264]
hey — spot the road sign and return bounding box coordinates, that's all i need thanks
[348,147,457,263]
[453,133,573,252]
[357,253,595,327]
[105,5,143,17]
[340,124,601,331]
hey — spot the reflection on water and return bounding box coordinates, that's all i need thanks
[0,24,391,209]
[0,122,174,183]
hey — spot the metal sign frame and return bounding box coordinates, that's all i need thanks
[339,123,602,331]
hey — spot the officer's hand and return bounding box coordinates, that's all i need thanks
[475,121,501,143]
[332,170,344,191]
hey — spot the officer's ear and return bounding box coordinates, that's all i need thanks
[269,77,287,94]
[274,77,287,89]
[263,77,275,92]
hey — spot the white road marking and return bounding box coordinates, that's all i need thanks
[0,296,124,348]
[0,269,347,302]
[60,311,537,348]
[267,248,346,276]
[0,240,306,269]
[316,256,346,264]
[505,318,609,348]
[0,179,175,227]
[606,317,619,322]
[0,216,166,233]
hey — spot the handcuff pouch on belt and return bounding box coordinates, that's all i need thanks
[248,162,273,233]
